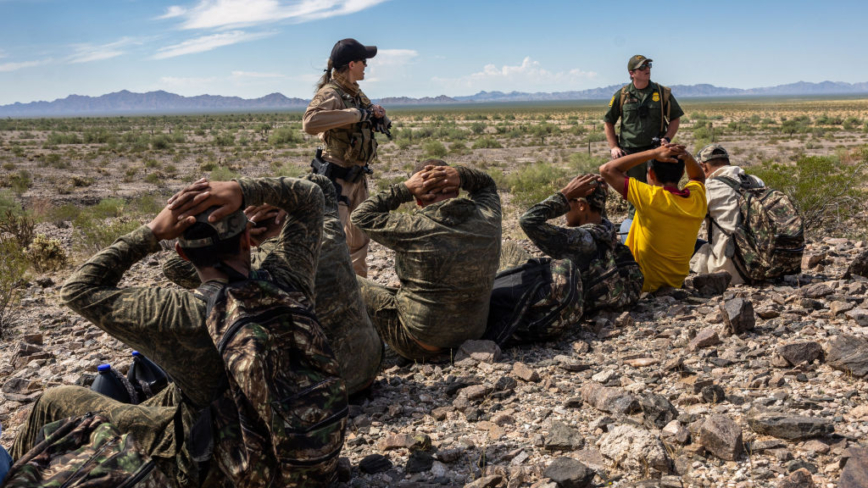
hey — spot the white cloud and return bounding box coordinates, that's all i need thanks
[152,30,274,59]
[67,38,140,64]
[434,57,598,92]
[231,70,285,78]
[0,58,52,73]
[372,49,417,66]
[172,0,390,30]
[158,6,187,19]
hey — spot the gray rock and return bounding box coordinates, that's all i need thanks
[639,394,679,429]
[513,362,540,382]
[464,475,503,488]
[405,451,434,473]
[597,424,670,473]
[720,298,756,334]
[844,249,868,279]
[2,377,30,394]
[747,410,834,440]
[454,340,501,363]
[700,414,744,461]
[359,454,392,474]
[700,385,726,404]
[545,421,584,451]
[692,272,732,297]
[840,447,868,488]
[800,283,833,299]
[775,342,824,367]
[831,301,856,316]
[845,308,868,327]
[689,329,721,351]
[543,457,595,488]
[778,468,815,488]
[827,335,868,377]
[662,420,690,444]
[581,382,640,415]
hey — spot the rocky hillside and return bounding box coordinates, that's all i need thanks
[1,232,867,487]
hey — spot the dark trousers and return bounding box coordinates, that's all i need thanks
[623,146,654,219]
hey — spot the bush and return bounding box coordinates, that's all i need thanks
[504,163,570,208]
[569,153,607,174]
[73,215,140,255]
[268,127,301,145]
[0,210,35,248]
[422,141,448,159]
[0,239,28,331]
[748,155,867,233]
[26,234,68,272]
[210,166,238,181]
[472,138,502,149]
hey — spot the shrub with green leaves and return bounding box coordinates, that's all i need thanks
[26,234,68,272]
[0,210,34,248]
[268,127,301,145]
[73,215,141,255]
[504,163,570,208]
[421,141,448,159]
[748,154,867,233]
[210,165,238,181]
[472,137,502,149]
[0,239,28,331]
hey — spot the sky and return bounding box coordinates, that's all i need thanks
[1,0,867,105]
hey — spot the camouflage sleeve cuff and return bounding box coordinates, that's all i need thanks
[552,192,572,214]
[392,183,414,203]
[130,225,163,255]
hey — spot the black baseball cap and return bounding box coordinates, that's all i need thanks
[330,39,377,68]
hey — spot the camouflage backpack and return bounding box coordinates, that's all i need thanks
[195,273,348,487]
[4,413,169,488]
[484,257,583,345]
[584,239,644,313]
[709,175,805,283]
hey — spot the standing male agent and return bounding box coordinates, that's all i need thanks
[603,55,685,224]
[304,38,390,277]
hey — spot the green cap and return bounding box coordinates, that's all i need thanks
[628,55,652,71]
[178,206,248,249]
[697,144,730,163]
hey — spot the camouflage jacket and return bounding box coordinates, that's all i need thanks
[519,192,641,312]
[61,177,324,488]
[162,175,381,395]
[351,167,502,348]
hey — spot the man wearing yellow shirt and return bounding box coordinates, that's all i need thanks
[599,144,707,292]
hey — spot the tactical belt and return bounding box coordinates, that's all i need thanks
[310,147,372,205]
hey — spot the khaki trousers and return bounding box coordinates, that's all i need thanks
[337,175,370,277]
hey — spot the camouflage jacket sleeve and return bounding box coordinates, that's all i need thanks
[235,177,324,304]
[519,192,597,261]
[350,182,416,251]
[60,226,210,363]
[457,166,501,219]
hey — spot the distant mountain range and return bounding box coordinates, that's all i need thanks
[3,81,868,117]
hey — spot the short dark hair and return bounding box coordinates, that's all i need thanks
[180,222,244,268]
[413,158,448,175]
[648,158,685,186]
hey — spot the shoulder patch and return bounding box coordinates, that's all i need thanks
[608,95,615,107]
[652,92,660,102]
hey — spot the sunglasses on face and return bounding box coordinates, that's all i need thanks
[634,63,651,71]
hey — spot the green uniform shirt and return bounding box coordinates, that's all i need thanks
[60,177,324,486]
[351,167,502,348]
[603,82,684,149]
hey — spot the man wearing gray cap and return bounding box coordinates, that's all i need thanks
[690,144,765,284]
[604,55,684,221]
[304,38,389,278]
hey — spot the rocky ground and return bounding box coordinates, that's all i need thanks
[2,231,868,488]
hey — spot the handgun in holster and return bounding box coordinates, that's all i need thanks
[310,147,372,205]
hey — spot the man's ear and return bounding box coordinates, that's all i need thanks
[175,242,190,262]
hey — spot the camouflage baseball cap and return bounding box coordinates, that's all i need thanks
[697,144,730,163]
[178,206,248,249]
[628,55,652,71]
[583,182,608,211]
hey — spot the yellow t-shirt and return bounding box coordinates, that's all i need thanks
[625,179,707,292]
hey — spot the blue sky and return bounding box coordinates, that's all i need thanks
[1,0,867,105]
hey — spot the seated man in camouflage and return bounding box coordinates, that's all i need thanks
[515,173,643,313]
[162,174,382,396]
[14,176,343,487]
[351,160,501,361]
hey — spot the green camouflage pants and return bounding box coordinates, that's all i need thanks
[356,277,445,362]
[11,386,200,488]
